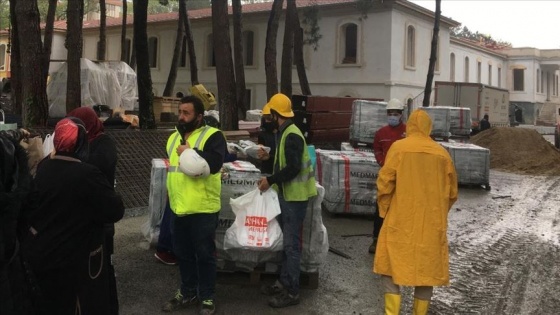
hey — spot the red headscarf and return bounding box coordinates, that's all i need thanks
[67,107,104,143]
[53,118,79,153]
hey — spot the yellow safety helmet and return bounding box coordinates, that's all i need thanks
[262,103,271,115]
[266,93,294,118]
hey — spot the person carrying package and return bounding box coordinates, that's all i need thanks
[369,98,407,254]
[373,109,458,315]
[161,96,226,315]
[257,93,317,308]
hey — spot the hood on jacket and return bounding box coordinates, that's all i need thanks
[406,109,432,137]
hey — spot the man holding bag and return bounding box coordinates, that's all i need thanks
[257,93,317,308]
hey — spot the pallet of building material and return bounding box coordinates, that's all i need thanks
[349,100,388,145]
[444,106,472,136]
[439,142,490,190]
[302,128,350,143]
[293,111,353,131]
[218,162,329,273]
[291,95,383,112]
[315,150,379,214]
[419,106,452,138]
[340,142,373,153]
[153,96,181,122]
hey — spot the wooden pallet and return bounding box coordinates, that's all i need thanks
[216,262,319,289]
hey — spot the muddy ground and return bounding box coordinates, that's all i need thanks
[114,169,560,315]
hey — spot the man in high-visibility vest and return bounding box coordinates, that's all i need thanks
[258,93,317,308]
[161,96,226,315]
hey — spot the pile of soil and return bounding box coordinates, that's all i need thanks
[470,127,560,176]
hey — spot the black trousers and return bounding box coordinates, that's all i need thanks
[372,202,384,239]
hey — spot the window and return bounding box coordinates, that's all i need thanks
[0,44,5,70]
[243,30,254,66]
[488,64,492,86]
[541,70,544,92]
[556,75,559,96]
[464,57,469,82]
[513,69,524,91]
[406,25,415,68]
[123,38,131,65]
[340,23,357,64]
[148,36,158,68]
[537,69,540,93]
[498,67,502,87]
[180,36,187,68]
[450,53,455,82]
[206,34,215,67]
[96,41,106,60]
[477,61,481,83]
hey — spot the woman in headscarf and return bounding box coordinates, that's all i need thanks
[67,107,120,315]
[22,117,124,315]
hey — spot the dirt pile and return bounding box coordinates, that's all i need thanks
[470,127,560,176]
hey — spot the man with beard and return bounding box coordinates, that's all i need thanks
[256,104,276,175]
[162,96,226,315]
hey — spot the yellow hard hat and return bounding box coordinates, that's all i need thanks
[262,103,271,115]
[266,93,294,118]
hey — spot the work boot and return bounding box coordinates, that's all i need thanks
[268,290,300,308]
[200,299,216,315]
[384,293,401,315]
[368,237,378,254]
[412,298,430,315]
[162,290,198,312]
[260,280,284,296]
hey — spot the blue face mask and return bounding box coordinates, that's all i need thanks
[388,115,401,127]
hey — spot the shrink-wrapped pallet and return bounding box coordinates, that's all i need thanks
[315,150,379,214]
[349,100,387,144]
[439,142,490,188]
[419,107,451,138]
[340,142,373,153]
[447,106,472,136]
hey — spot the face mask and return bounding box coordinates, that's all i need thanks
[177,117,200,136]
[388,115,401,127]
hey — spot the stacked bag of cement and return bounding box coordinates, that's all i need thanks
[419,106,471,138]
[315,150,380,215]
[439,142,490,188]
[349,100,388,144]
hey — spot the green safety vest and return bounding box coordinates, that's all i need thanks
[166,126,221,216]
[274,124,317,201]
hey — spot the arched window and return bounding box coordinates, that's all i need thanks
[464,57,469,82]
[0,44,6,71]
[340,23,357,64]
[148,36,158,68]
[243,30,254,66]
[406,25,415,68]
[537,69,540,93]
[450,53,455,82]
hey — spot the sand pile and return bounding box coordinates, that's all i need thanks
[470,127,560,176]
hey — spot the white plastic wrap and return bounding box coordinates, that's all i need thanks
[340,142,373,153]
[315,149,379,214]
[349,100,387,144]
[439,142,490,186]
[141,158,169,246]
[245,109,262,122]
[47,58,138,117]
[419,107,451,138]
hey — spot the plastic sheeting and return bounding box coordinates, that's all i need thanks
[349,100,387,144]
[439,142,490,186]
[419,106,472,138]
[47,58,138,117]
[142,158,169,246]
[315,149,380,214]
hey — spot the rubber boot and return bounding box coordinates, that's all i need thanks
[412,298,430,315]
[384,293,401,315]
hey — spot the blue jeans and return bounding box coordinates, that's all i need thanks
[277,195,308,296]
[173,212,219,301]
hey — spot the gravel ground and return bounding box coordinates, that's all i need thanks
[114,168,560,315]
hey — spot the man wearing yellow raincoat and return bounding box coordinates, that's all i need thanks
[373,110,458,315]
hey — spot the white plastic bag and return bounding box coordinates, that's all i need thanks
[42,132,55,158]
[224,189,283,251]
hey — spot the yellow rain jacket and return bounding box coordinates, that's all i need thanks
[373,109,458,286]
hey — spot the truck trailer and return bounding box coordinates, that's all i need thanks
[434,81,510,129]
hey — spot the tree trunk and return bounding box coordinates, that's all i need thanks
[133,0,156,129]
[212,1,238,130]
[120,0,128,62]
[98,0,107,60]
[66,0,83,114]
[42,0,58,81]
[232,0,247,119]
[280,0,295,97]
[179,0,198,86]
[9,0,22,116]
[163,11,184,97]
[422,0,441,107]
[293,6,311,95]
[14,0,49,126]
[264,0,283,100]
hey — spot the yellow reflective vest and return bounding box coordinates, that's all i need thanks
[166,126,221,216]
[274,124,317,201]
